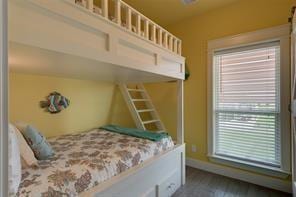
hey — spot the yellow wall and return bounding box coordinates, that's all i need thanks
[9,73,134,137]
[147,0,295,173]
[145,82,178,140]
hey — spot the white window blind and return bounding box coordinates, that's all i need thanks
[213,41,281,168]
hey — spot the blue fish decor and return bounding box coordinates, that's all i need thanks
[40,92,70,114]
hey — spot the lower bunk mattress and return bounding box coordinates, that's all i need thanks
[17,129,174,196]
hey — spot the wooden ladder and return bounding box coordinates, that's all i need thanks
[119,83,166,132]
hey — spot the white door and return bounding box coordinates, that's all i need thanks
[0,0,8,196]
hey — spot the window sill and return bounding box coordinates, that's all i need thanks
[208,154,290,179]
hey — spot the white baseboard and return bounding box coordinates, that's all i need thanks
[186,158,292,193]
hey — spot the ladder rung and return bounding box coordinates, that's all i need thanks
[143,119,160,124]
[132,99,149,102]
[127,88,144,92]
[137,109,154,113]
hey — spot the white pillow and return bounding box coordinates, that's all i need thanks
[14,121,28,133]
[13,123,38,167]
[8,124,21,196]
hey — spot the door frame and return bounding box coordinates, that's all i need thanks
[291,12,296,195]
[0,0,8,196]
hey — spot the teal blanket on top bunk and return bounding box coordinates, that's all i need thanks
[99,124,168,142]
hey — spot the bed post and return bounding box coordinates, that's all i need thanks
[177,80,184,144]
[0,0,8,196]
[177,80,185,185]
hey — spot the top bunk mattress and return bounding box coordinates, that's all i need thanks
[17,128,174,196]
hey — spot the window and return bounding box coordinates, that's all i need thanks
[208,26,290,177]
[213,42,281,167]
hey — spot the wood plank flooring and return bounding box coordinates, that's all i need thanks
[173,167,291,197]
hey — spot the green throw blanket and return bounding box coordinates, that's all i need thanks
[99,124,168,142]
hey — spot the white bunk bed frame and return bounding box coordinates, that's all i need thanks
[6,0,186,196]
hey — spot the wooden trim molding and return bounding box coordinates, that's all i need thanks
[186,158,292,193]
[207,24,290,51]
[0,0,8,196]
[208,155,290,179]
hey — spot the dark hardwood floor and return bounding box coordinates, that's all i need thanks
[173,167,291,197]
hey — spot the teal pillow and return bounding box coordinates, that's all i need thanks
[23,125,54,160]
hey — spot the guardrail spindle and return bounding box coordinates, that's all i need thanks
[144,20,149,39]
[136,14,141,35]
[102,0,108,18]
[169,35,173,51]
[163,33,168,48]
[178,40,182,55]
[115,0,121,25]
[151,24,156,42]
[86,0,93,10]
[173,38,178,53]
[126,7,132,30]
[158,28,162,45]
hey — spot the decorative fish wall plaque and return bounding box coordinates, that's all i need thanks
[40,92,70,114]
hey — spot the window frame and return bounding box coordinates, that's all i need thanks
[207,24,291,178]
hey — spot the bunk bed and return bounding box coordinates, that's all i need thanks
[8,0,186,196]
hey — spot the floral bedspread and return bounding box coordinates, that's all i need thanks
[17,129,174,197]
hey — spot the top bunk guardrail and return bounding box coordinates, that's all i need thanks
[74,0,182,56]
